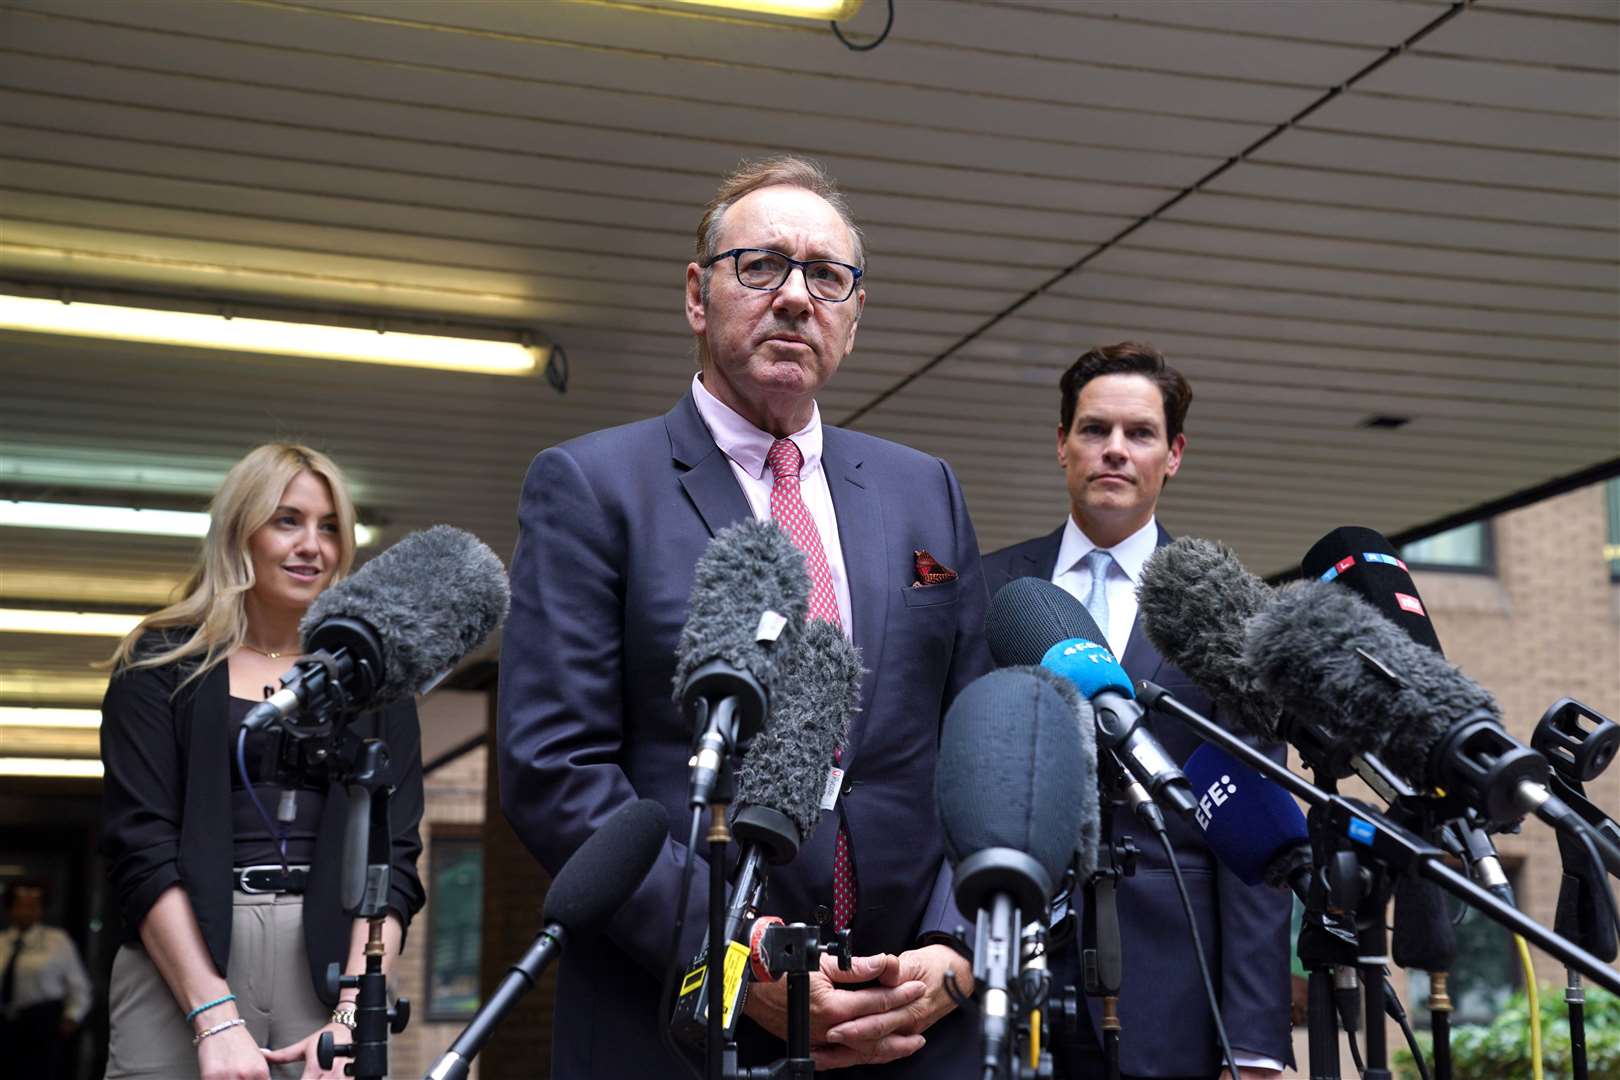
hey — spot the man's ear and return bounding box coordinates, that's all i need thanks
[1056,423,1070,468]
[1165,432,1187,478]
[841,288,865,356]
[685,262,706,336]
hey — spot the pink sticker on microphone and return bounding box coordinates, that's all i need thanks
[1395,592,1426,616]
[1336,556,1356,574]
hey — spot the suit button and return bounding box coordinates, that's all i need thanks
[841,778,856,797]
[815,905,831,926]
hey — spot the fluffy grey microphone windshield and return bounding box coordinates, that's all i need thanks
[1138,537,1281,740]
[1243,581,1499,787]
[672,518,811,700]
[299,524,510,704]
[1024,665,1101,880]
[735,618,863,842]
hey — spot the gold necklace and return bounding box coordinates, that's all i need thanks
[241,642,298,660]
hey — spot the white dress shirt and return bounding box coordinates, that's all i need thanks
[691,374,853,633]
[1050,512,1286,1076]
[1050,515,1160,660]
[0,923,91,1023]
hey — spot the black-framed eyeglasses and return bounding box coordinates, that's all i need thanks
[702,248,863,303]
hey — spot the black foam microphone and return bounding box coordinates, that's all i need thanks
[1390,873,1458,974]
[1306,524,1515,905]
[244,525,510,733]
[670,617,862,1049]
[984,575,1097,668]
[986,577,1198,820]
[1139,537,1420,801]
[1245,582,1620,875]
[426,799,668,1080]
[1138,537,1284,743]
[1303,526,1443,654]
[672,519,810,807]
[937,667,1092,1077]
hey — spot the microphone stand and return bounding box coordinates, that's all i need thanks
[260,674,407,1080]
[281,726,409,1080]
[707,771,736,1080]
[1534,697,1620,1080]
[1082,765,1137,1080]
[1297,775,1362,1080]
[1137,683,1620,994]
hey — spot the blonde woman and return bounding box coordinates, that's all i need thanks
[100,443,425,1080]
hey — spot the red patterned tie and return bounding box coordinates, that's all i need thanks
[766,438,856,929]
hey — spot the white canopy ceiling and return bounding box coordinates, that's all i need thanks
[2,0,1616,710]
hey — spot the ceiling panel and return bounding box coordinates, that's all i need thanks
[0,0,1614,711]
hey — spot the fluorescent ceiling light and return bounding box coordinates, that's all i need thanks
[0,757,104,779]
[0,708,101,729]
[0,294,541,376]
[0,674,114,703]
[0,608,143,637]
[665,0,863,18]
[1,500,377,546]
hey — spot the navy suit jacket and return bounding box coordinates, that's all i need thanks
[498,392,993,1078]
[983,524,1292,1077]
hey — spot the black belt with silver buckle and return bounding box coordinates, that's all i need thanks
[234,865,310,894]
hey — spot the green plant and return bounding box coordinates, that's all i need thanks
[1393,984,1620,1079]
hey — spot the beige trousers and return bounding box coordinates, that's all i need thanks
[105,892,330,1080]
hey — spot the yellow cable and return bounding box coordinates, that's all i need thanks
[1514,934,1543,1080]
[1029,1008,1041,1070]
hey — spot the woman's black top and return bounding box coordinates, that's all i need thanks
[226,695,327,868]
[99,632,427,1005]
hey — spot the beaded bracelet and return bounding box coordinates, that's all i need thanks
[184,994,236,1023]
[192,1017,247,1046]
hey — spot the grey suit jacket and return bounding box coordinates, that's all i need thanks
[983,524,1293,1076]
[498,392,993,1078]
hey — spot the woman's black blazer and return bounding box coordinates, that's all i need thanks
[100,634,426,1004]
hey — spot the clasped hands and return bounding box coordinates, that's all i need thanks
[741,942,970,1070]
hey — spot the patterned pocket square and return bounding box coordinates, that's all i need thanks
[913,549,958,587]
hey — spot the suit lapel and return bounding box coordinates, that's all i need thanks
[1121,523,1173,682]
[668,392,751,538]
[823,428,885,766]
[1028,525,1065,580]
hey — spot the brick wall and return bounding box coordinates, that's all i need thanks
[1291,480,1620,1075]
[388,745,490,1080]
[475,697,558,1079]
[1415,482,1619,979]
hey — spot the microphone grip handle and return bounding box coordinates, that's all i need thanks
[978,896,1016,1076]
[1535,789,1620,877]
[427,927,564,1079]
[340,784,370,914]
[243,687,298,733]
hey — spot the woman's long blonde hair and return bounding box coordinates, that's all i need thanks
[106,442,359,682]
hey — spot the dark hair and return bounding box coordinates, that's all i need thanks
[696,155,864,269]
[1058,341,1192,443]
[3,879,45,908]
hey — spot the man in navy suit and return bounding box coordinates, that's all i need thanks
[981,343,1292,1079]
[498,156,992,1077]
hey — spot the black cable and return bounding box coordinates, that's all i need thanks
[1385,980,1431,1080]
[236,726,291,872]
[1344,1006,1366,1074]
[659,806,707,1080]
[1155,829,1240,1080]
[830,0,892,51]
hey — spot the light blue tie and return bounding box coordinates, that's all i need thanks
[1083,548,1114,645]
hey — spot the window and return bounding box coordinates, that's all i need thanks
[1605,477,1620,581]
[1401,521,1492,573]
[424,826,483,1021]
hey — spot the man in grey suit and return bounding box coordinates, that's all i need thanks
[499,156,992,1077]
[981,343,1292,1079]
